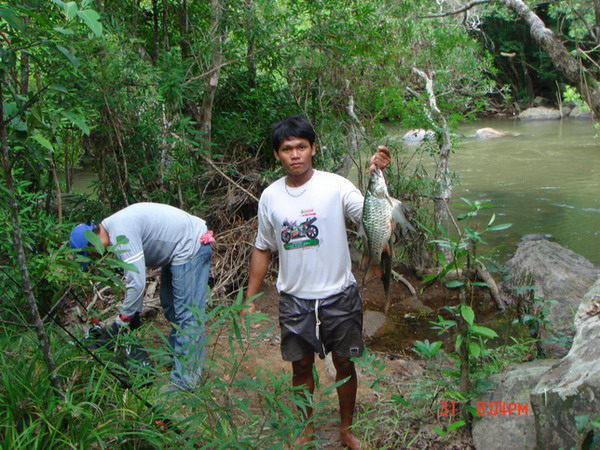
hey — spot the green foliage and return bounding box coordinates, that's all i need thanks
[352,349,388,390]
[563,85,591,111]
[412,339,443,360]
[432,419,466,437]
[509,283,574,356]
[0,289,331,447]
[417,199,512,407]
[0,326,168,448]
[424,198,512,287]
[430,305,498,359]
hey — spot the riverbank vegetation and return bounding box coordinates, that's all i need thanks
[1,0,598,447]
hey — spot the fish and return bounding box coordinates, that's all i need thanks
[361,168,415,313]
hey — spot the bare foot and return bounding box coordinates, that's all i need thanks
[239,301,256,317]
[293,427,317,447]
[340,428,363,449]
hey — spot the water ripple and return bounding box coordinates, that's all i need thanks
[555,203,600,213]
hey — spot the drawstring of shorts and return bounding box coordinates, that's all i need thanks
[315,299,326,358]
[315,299,321,341]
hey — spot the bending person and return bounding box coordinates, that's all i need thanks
[70,202,213,391]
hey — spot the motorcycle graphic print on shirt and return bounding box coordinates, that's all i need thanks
[280,209,320,250]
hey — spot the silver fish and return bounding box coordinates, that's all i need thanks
[361,168,415,313]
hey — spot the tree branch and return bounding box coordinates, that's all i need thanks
[417,0,491,19]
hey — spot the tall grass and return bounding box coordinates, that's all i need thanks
[0,292,329,448]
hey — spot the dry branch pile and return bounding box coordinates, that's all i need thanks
[200,150,272,300]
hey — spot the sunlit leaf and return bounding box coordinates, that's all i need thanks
[468,341,481,357]
[31,135,54,152]
[432,427,446,437]
[488,223,512,231]
[445,280,464,289]
[61,111,90,135]
[470,325,498,338]
[77,9,103,37]
[448,420,466,431]
[455,334,463,350]
[84,229,104,255]
[422,273,439,284]
[460,305,475,324]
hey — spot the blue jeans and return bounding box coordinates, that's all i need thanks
[160,244,211,390]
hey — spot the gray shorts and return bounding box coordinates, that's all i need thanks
[279,284,363,362]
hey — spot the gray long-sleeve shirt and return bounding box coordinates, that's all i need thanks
[101,203,207,316]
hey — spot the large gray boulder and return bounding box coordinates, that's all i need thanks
[474,127,508,139]
[471,360,557,450]
[473,243,599,449]
[569,106,593,120]
[518,107,562,121]
[505,239,599,357]
[530,279,600,449]
[402,129,434,142]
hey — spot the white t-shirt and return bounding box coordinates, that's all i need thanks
[255,170,363,299]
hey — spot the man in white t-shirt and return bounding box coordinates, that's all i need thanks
[244,115,390,449]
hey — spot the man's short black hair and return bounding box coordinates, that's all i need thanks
[271,114,316,151]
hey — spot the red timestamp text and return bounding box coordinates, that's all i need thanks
[438,401,530,416]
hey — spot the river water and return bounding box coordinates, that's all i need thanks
[389,118,600,266]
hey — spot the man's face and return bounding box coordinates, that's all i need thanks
[274,137,316,178]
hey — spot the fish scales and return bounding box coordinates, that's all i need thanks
[362,168,415,260]
[363,189,393,265]
[361,168,416,313]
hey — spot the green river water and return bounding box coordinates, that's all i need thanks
[389,118,600,267]
[365,117,599,353]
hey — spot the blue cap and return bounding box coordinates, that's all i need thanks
[69,223,95,251]
[69,223,94,270]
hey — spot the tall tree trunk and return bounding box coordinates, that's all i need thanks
[499,0,600,117]
[50,155,62,224]
[64,134,72,193]
[521,58,535,101]
[245,0,256,89]
[199,0,224,152]
[151,0,160,63]
[412,68,453,243]
[0,73,63,394]
[180,0,191,59]
[19,18,29,95]
[338,80,366,181]
[594,0,600,44]
[162,0,170,51]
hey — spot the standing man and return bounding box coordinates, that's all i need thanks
[69,202,213,392]
[244,115,390,448]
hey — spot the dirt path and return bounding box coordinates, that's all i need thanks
[220,270,468,449]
